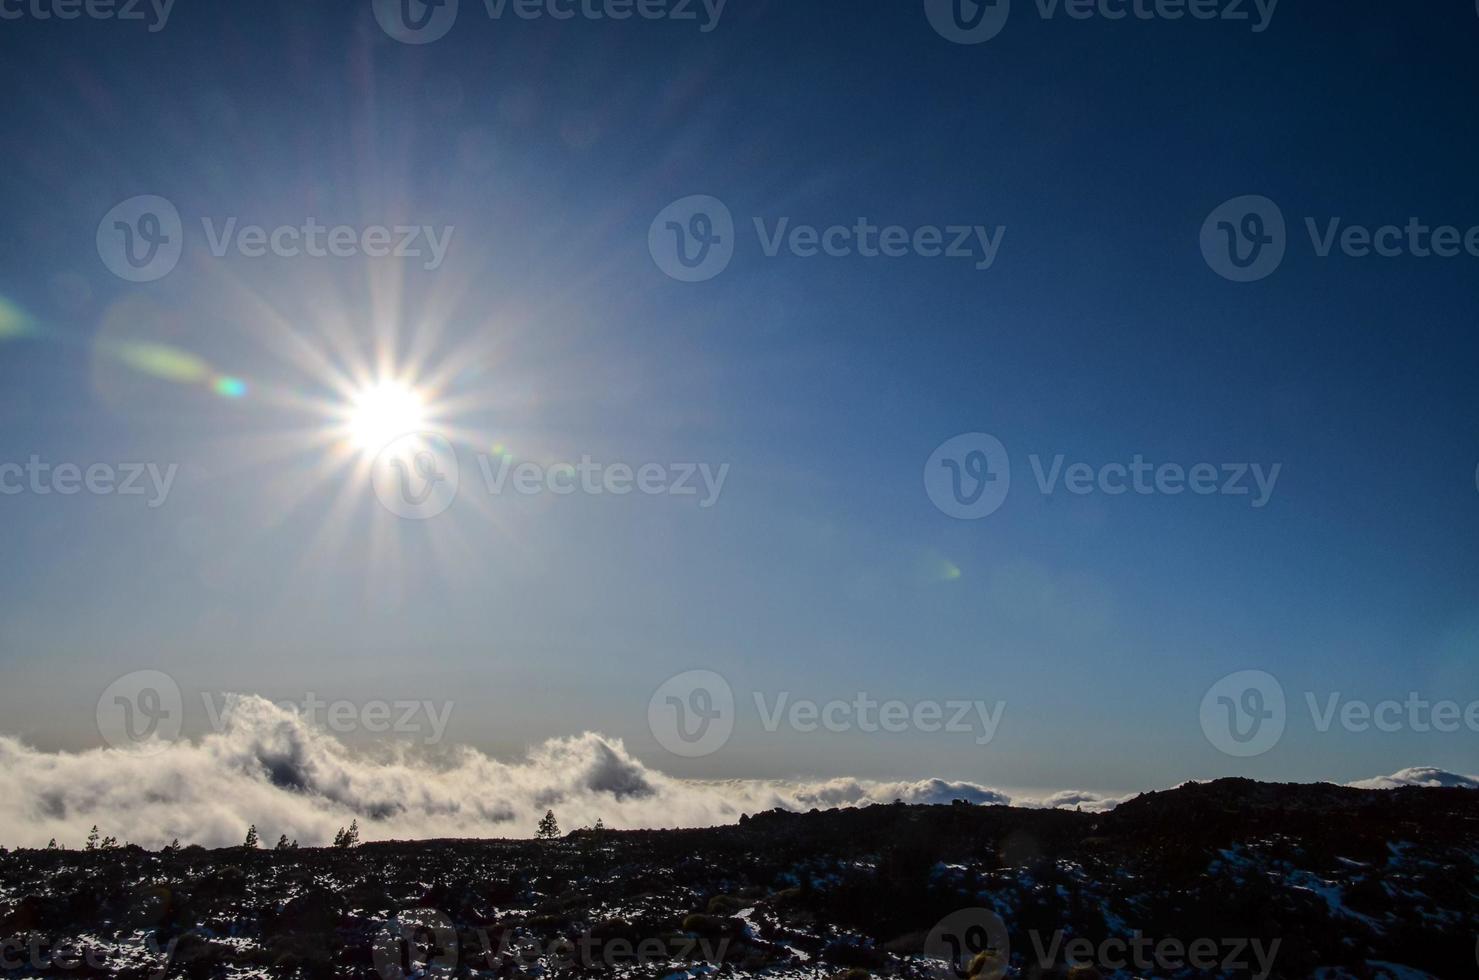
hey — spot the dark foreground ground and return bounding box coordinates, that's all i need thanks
[1,779,1475,979]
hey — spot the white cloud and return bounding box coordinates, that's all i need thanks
[1031,789,1126,812]
[0,695,1112,849]
[1348,766,1479,790]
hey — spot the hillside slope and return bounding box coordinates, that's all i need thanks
[1,779,1474,978]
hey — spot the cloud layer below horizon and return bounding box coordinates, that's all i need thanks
[1347,766,1479,790]
[0,696,1468,849]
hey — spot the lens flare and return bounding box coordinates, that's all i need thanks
[0,297,32,339]
[214,376,248,399]
[108,341,211,385]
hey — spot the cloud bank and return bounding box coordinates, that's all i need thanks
[0,695,1121,849]
[1348,766,1479,790]
[13,698,1464,849]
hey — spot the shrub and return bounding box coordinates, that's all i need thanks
[681,913,726,936]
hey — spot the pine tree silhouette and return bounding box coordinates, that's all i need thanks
[244,825,260,849]
[536,810,560,840]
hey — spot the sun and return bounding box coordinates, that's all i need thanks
[346,380,428,452]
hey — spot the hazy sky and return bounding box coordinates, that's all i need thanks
[0,0,1477,807]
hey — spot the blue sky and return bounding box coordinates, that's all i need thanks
[0,0,1476,800]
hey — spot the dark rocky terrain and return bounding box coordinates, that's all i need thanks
[1,779,1474,979]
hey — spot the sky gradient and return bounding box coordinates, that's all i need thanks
[0,0,1476,822]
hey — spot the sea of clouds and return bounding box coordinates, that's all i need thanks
[0,695,1468,849]
[0,695,1124,849]
[1347,766,1479,790]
